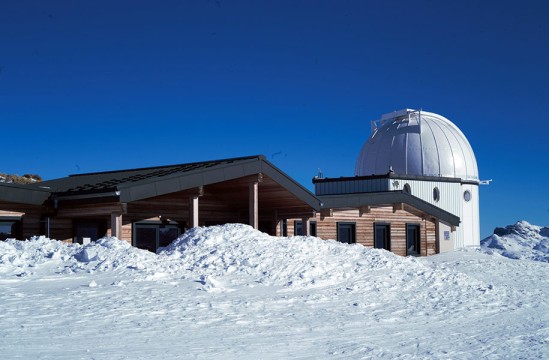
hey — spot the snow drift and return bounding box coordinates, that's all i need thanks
[481,220,549,262]
[1,223,548,359]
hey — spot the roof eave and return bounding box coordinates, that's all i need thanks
[319,191,460,226]
[0,183,51,205]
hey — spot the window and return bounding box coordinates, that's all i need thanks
[294,221,303,236]
[293,221,317,236]
[403,183,411,194]
[433,187,440,202]
[337,222,356,244]
[73,220,107,244]
[133,222,181,253]
[310,221,317,237]
[463,190,471,202]
[0,219,21,240]
[406,224,421,256]
[374,223,391,251]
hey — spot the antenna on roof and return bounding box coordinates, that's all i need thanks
[316,168,324,179]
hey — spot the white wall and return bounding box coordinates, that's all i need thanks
[390,178,480,248]
[437,220,454,253]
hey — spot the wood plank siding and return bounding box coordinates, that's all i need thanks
[0,201,44,239]
[287,205,437,257]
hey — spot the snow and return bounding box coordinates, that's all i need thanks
[481,220,549,262]
[1,224,548,359]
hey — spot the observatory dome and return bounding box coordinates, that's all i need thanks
[355,109,479,181]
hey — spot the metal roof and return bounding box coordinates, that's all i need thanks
[319,191,460,226]
[17,155,321,210]
[0,182,51,205]
[355,110,479,182]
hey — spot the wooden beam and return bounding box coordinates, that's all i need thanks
[249,181,258,229]
[320,208,333,220]
[393,203,404,213]
[359,206,371,217]
[57,202,127,218]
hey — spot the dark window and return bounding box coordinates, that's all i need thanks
[282,220,288,237]
[293,221,316,236]
[0,220,21,240]
[374,224,391,251]
[463,190,471,202]
[337,222,356,244]
[406,224,421,256]
[259,221,274,235]
[310,221,317,237]
[433,187,440,202]
[294,221,303,236]
[73,220,107,244]
[133,222,181,253]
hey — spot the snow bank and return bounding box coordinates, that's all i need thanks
[0,236,157,277]
[481,220,549,262]
[0,224,494,298]
[160,223,421,288]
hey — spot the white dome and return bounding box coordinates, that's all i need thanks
[355,109,479,181]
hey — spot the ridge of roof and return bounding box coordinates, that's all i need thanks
[68,155,265,178]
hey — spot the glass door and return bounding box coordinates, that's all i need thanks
[374,224,391,251]
[406,224,421,256]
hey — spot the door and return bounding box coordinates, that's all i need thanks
[374,224,391,251]
[406,224,421,256]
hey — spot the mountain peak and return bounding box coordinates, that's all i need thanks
[482,221,549,262]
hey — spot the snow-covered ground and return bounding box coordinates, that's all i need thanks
[1,224,547,359]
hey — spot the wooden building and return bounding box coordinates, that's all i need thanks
[0,156,320,252]
[286,177,460,257]
[0,155,460,256]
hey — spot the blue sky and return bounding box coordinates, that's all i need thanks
[1,0,548,237]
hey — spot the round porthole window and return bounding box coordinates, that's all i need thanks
[433,187,440,202]
[403,183,411,194]
[464,190,471,202]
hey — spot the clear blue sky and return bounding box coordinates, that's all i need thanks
[1,0,548,237]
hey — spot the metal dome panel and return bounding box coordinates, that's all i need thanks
[355,110,479,181]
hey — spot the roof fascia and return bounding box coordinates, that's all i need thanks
[0,183,51,205]
[319,191,460,226]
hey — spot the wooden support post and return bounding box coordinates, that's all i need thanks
[189,195,199,228]
[249,181,259,229]
[111,212,122,239]
[189,186,203,228]
[301,217,310,236]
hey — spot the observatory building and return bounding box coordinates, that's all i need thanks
[303,109,480,253]
[355,109,480,248]
[0,109,479,257]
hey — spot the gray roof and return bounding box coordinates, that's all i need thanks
[9,155,321,210]
[319,191,460,226]
[0,182,51,205]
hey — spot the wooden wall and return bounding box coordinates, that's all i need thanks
[287,206,438,257]
[0,201,44,239]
